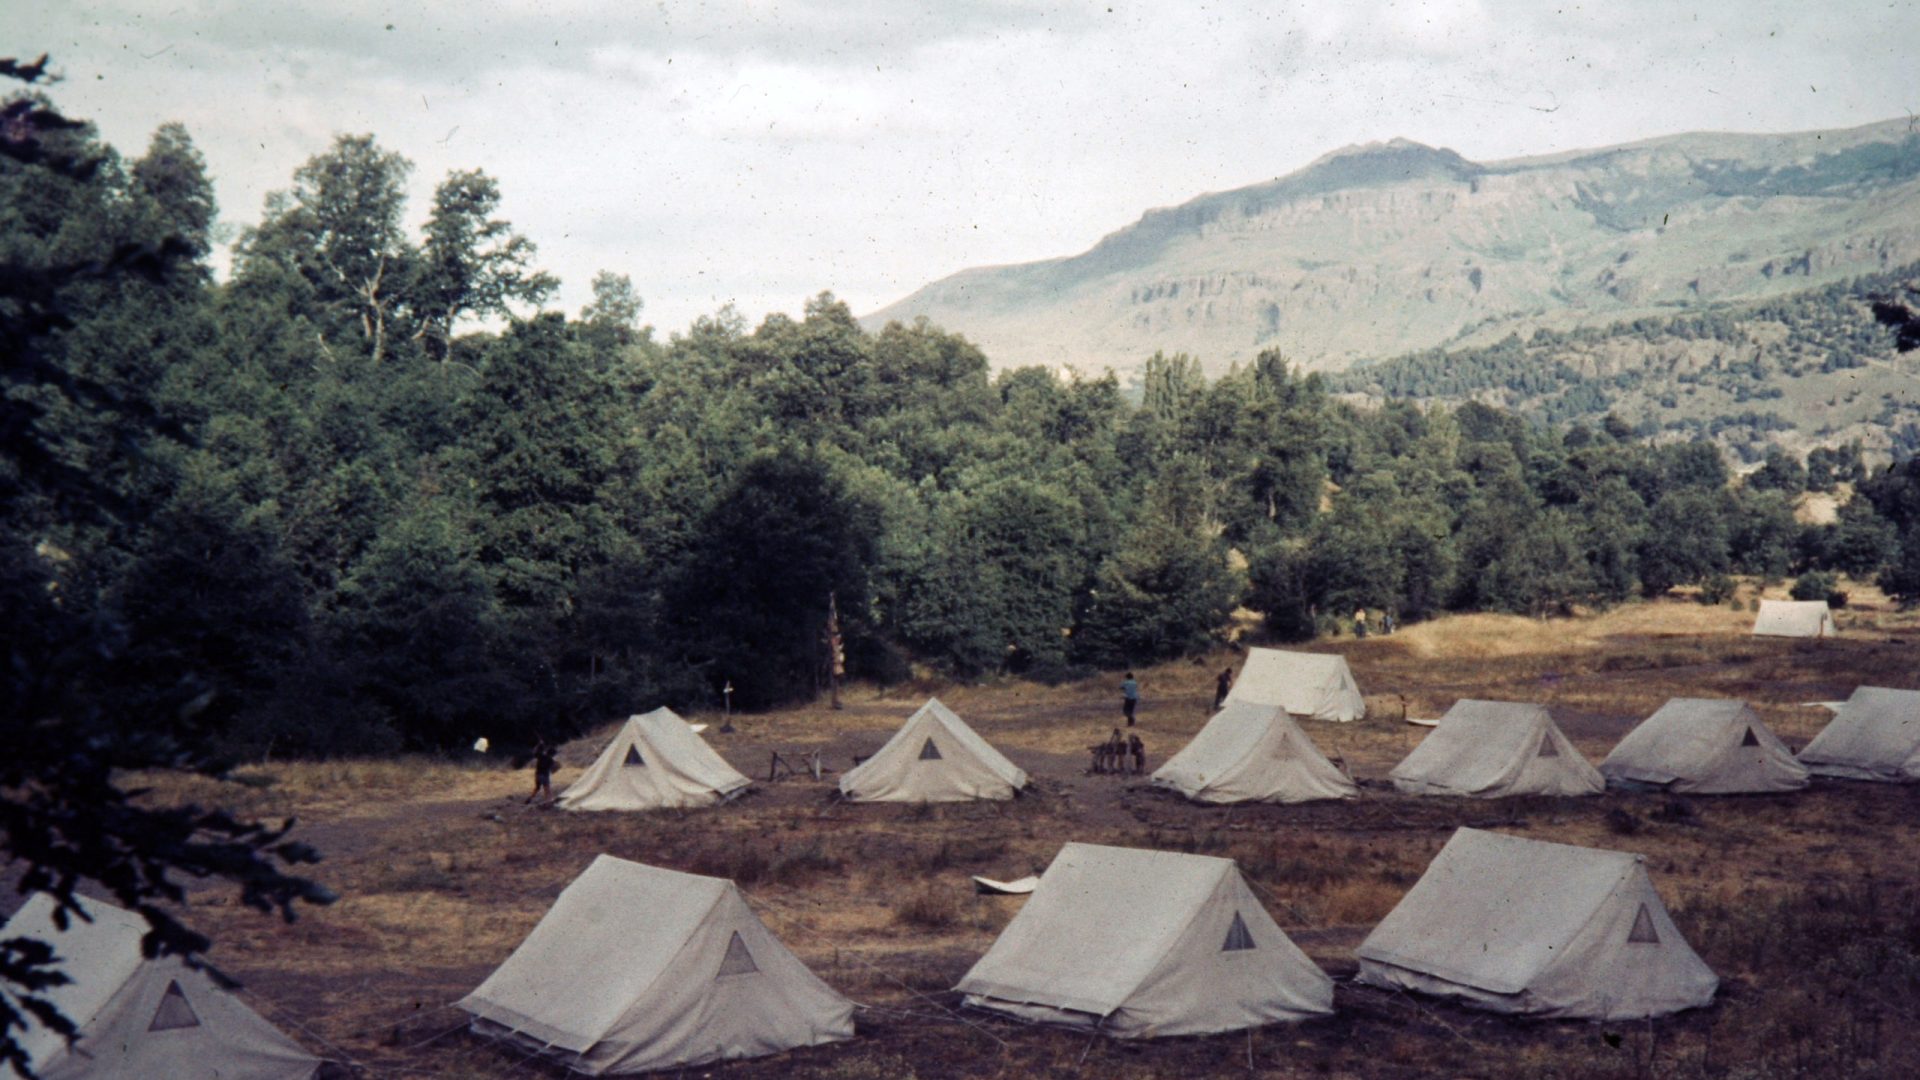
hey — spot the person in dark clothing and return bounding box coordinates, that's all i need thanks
[1128,733,1146,775]
[1121,672,1140,725]
[528,738,557,804]
[1213,667,1233,710]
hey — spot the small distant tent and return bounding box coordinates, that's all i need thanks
[955,843,1332,1037]
[1150,702,1358,804]
[1600,698,1808,794]
[0,893,323,1080]
[1356,828,1718,1019]
[458,855,854,1075]
[1752,599,1835,638]
[838,698,1027,802]
[1390,700,1603,798]
[1798,686,1920,782]
[559,707,751,811]
[1225,648,1366,722]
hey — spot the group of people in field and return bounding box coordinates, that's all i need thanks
[1092,727,1146,775]
[1353,608,1397,638]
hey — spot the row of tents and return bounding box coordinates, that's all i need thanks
[459,825,1719,1071]
[556,672,1920,813]
[1155,688,1920,802]
[5,825,1714,1076]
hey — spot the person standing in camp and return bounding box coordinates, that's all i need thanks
[528,737,557,804]
[1354,608,1369,638]
[1383,609,1396,635]
[1212,667,1233,711]
[1122,672,1140,725]
[1128,733,1146,775]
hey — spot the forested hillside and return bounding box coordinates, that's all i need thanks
[1334,263,1920,461]
[8,91,1920,765]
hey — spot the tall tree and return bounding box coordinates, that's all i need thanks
[0,64,328,1073]
[663,454,878,708]
[411,169,555,361]
[236,134,414,362]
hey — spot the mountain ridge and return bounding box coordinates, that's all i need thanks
[864,118,1920,376]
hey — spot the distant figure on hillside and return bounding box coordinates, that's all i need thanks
[528,738,557,804]
[1383,610,1397,635]
[1129,733,1146,775]
[1213,667,1234,710]
[1354,609,1369,639]
[1122,672,1140,726]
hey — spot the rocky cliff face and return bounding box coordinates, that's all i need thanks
[864,121,1920,375]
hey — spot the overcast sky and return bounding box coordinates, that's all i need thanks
[18,1,1919,334]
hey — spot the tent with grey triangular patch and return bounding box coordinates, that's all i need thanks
[1798,686,1920,781]
[1356,828,1718,1019]
[1150,702,1357,804]
[458,855,853,1074]
[1600,698,1808,794]
[560,707,751,811]
[0,893,324,1080]
[1390,700,1603,798]
[955,842,1332,1037]
[838,698,1027,802]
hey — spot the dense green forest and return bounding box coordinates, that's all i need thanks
[8,92,1920,763]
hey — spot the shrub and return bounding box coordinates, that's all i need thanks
[1791,570,1839,602]
[1699,574,1736,605]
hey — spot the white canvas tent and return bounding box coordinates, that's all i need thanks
[1356,828,1718,1019]
[0,893,323,1080]
[559,707,751,811]
[1798,686,1920,782]
[838,698,1027,802]
[1600,698,1808,794]
[1390,700,1604,798]
[1225,649,1366,722]
[1151,702,1358,804]
[1752,599,1836,638]
[955,843,1333,1037]
[458,855,853,1074]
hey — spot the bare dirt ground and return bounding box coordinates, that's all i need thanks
[62,584,1920,1078]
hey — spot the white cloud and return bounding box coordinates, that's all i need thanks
[13,0,1916,334]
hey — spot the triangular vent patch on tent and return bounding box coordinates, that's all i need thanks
[624,744,645,767]
[918,737,943,761]
[716,931,759,977]
[1628,903,1661,944]
[1222,911,1256,952]
[1537,736,1559,758]
[1740,728,1760,747]
[148,980,202,1032]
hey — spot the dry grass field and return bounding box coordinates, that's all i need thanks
[95,582,1920,1078]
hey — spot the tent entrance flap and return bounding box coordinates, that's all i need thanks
[624,744,645,766]
[919,737,943,761]
[148,981,202,1031]
[1221,912,1256,951]
[1628,904,1661,944]
[717,931,759,977]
